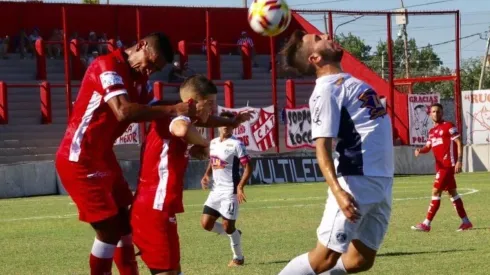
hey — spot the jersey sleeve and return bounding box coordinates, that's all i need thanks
[236,141,251,165]
[95,59,129,102]
[448,123,460,140]
[310,84,342,140]
[169,116,191,134]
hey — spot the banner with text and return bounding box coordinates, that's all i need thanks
[408,94,440,145]
[114,123,140,145]
[217,105,276,152]
[247,156,324,184]
[462,89,490,144]
[284,105,314,149]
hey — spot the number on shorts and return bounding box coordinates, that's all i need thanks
[227,202,235,216]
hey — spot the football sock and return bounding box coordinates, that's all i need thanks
[424,196,441,225]
[114,234,139,275]
[211,222,226,235]
[451,195,470,222]
[228,229,243,260]
[90,238,116,275]
[319,257,347,274]
[278,253,315,275]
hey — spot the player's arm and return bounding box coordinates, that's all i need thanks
[415,141,432,156]
[201,160,213,190]
[195,110,255,128]
[450,125,463,173]
[169,116,209,147]
[311,86,360,223]
[236,142,252,203]
[107,94,192,123]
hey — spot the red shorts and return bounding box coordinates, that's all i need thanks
[131,203,180,271]
[434,167,456,191]
[55,156,133,223]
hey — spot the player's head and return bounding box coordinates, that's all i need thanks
[429,103,444,123]
[127,32,174,77]
[179,75,217,123]
[281,30,343,76]
[218,111,235,138]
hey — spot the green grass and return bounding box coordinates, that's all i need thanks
[0,172,489,275]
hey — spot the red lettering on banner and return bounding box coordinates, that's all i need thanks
[234,125,246,135]
[412,136,427,144]
[462,94,490,103]
[408,95,439,103]
[236,136,250,146]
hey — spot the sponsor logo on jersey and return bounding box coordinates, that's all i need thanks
[210,156,228,169]
[100,71,124,89]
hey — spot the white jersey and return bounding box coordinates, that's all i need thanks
[309,73,394,178]
[209,136,250,194]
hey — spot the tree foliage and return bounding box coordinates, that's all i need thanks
[334,32,486,99]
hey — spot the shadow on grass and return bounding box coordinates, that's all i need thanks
[378,248,476,257]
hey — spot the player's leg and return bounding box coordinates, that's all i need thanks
[447,183,473,231]
[56,158,124,275]
[279,188,360,274]
[412,170,445,232]
[111,174,139,275]
[201,192,227,235]
[219,195,244,266]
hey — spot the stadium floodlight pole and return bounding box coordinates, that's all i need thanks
[478,31,490,90]
[243,0,247,8]
[400,0,410,78]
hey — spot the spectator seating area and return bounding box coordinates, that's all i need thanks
[0,52,314,164]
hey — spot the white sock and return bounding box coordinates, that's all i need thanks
[228,230,243,260]
[278,253,315,275]
[319,257,348,274]
[211,222,226,235]
[91,238,116,259]
[423,219,431,226]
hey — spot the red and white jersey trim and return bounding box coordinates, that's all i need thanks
[104,89,128,102]
[69,92,102,162]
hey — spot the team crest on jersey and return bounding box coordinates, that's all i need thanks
[210,156,228,169]
[100,71,124,89]
[358,89,386,120]
[336,232,347,243]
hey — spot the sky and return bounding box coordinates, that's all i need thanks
[43,0,490,69]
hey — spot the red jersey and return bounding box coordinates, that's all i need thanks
[427,121,459,169]
[134,116,191,214]
[56,49,150,164]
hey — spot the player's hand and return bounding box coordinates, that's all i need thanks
[201,175,210,190]
[232,110,255,128]
[237,188,247,204]
[455,161,463,173]
[414,148,420,157]
[175,101,197,117]
[333,189,361,223]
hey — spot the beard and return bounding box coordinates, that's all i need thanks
[319,47,343,63]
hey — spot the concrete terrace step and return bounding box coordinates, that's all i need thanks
[0,146,59,157]
[0,138,62,148]
[0,154,55,165]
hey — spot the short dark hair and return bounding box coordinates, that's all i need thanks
[430,103,443,110]
[280,30,312,75]
[219,111,235,119]
[144,32,174,64]
[180,74,218,99]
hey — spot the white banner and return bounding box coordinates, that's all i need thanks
[217,105,276,152]
[462,90,490,144]
[284,105,314,149]
[114,123,140,145]
[408,94,440,145]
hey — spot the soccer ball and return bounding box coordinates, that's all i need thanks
[248,0,292,37]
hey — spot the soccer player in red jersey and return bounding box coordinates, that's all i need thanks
[55,32,203,275]
[131,75,217,275]
[411,103,473,232]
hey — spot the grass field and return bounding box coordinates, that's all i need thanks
[0,172,489,275]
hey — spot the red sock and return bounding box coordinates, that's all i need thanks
[426,196,441,222]
[451,195,468,220]
[90,239,116,275]
[90,254,113,275]
[114,235,139,275]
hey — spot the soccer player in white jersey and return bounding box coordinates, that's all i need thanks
[200,111,253,267]
[278,30,395,275]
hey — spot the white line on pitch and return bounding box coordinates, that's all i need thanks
[0,188,479,223]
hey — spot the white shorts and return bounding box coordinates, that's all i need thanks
[317,176,393,253]
[204,191,239,220]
